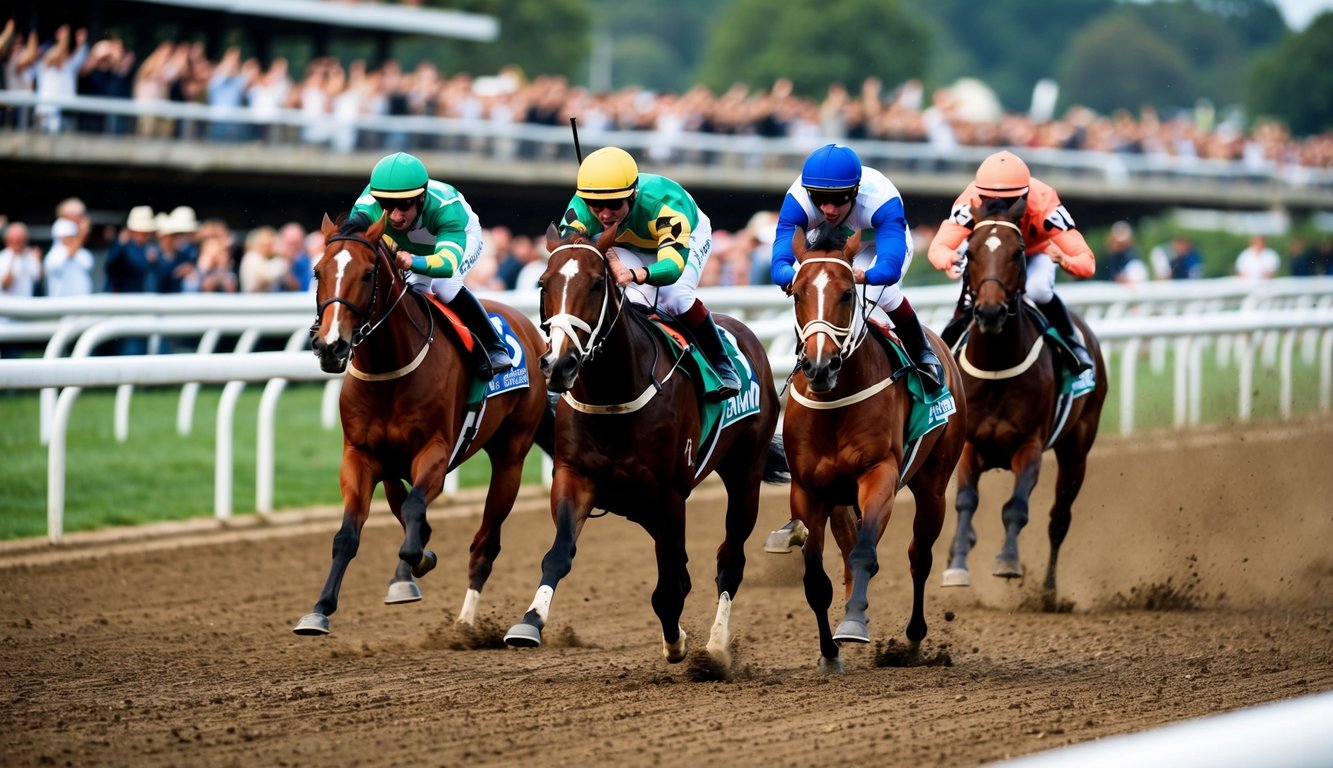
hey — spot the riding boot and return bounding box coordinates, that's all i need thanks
[1036,294,1093,374]
[689,312,742,401]
[447,289,514,381]
[887,301,943,392]
[939,284,972,348]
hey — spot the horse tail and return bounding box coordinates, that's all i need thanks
[534,390,558,458]
[763,433,791,484]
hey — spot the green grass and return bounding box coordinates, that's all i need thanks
[0,339,1325,541]
[0,383,546,540]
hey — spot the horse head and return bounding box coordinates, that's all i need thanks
[964,197,1027,335]
[538,222,622,393]
[311,212,393,373]
[790,223,863,393]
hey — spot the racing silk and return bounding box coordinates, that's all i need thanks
[927,177,1095,278]
[560,173,699,285]
[769,166,911,289]
[349,179,482,278]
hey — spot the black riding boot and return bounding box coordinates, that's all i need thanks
[448,289,514,380]
[888,301,943,392]
[939,283,972,348]
[1036,294,1093,374]
[690,313,742,401]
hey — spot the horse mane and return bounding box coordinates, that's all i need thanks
[807,222,849,253]
[977,197,1012,219]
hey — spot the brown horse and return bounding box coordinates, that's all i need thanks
[941,197,1108,601]
[784,223,966,672]
[503,224,787,670]
[293,213,553,636]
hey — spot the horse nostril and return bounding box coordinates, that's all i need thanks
[828,356,842,373]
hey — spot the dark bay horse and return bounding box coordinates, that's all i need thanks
[294,213,553,635]
[503,224,786,670]
[784,224,966,672]
[942,198,1108,601]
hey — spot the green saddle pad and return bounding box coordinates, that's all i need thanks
[642,319,761,444]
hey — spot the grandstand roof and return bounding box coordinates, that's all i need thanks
[125,0,497,41]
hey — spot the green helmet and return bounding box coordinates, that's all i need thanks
[369,152,428,198]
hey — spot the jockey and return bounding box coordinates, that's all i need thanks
[560,146,741,401]
[771,143,943,390]
[927,150,1095,373]
[345,151,513,380]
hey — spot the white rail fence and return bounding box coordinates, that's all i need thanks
[2,283,1331,543]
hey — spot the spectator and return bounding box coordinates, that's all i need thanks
[238,225,285,292]
[1154,236,1204,280]
[105,205,159,293]
[274,222,308,292]
[43,217,94,297]
[195,235,238,293]
[33,25,88,133]
[511,235,547,291]
[1098,220,1148,284]
[1315,239,1333,276]
[155,207,200,293]
[0,220,43,357]
[745,210,778,286]
[1234,234,1280,281]
[301,229,325,289]
[1286,237,1317,277]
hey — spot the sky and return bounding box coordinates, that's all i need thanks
[1273,0,1333,29]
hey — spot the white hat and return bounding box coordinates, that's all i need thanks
[126,205,157,233]
[154,212,172,233]
[52,218,79,239]
[162,206,199,235]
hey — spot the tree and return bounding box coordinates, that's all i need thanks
[697,0,930,97]
[432,0,593,80]
[1247,12,1333,135]
[1059,14,1197,114]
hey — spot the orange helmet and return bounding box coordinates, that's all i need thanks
[974,150,1030,198]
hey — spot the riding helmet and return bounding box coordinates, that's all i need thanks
[576,147,639,200]
[801,144,862,192]
[974,150,1031,198]
[369,152,429,198]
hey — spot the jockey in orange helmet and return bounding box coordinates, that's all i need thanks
[927,150,1096,373]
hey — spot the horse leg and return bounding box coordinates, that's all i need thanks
[794,486,840,672]
[835,462,898,645]
[944,445,981,587]
[996,441,1044,579]
[504,470,595,648]
[1045,443,1089,595]
[389,444,450,601]
[293,452,378,635]
[456,440,527,625]
[905,467,948,653]
[829,505,858,601]
[641,493,691,663]
[707,463,762,668]
[381,480,433,604]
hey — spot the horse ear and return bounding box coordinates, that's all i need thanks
[321,213,338,239]
[545,222,562,252]
[1008,197,1027,222]
[844,230,862,259]
[595,223,618,255]
[791,227,807,261]
[366,212,388,242]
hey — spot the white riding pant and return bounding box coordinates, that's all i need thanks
[853,238,914,318]
[1024,251,1058,304]
[409,229,484,304]
[611,211,712,316]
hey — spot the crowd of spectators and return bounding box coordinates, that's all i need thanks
[3,20,1333,176]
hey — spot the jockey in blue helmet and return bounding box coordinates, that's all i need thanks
[771,143,943,391]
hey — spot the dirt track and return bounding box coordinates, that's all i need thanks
[2,420,1332,767]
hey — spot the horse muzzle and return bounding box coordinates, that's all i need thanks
[974,304,1009,335]
[541,351,581,393]
[311,337,352,374]
[800,354,841,393]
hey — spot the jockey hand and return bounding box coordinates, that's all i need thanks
[609,258,637,288]
[1046,242,1069,269]
[947,256,966,280]
[852,268,867,284]
[394,250,413,271]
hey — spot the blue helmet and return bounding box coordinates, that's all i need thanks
[801,144,862,191]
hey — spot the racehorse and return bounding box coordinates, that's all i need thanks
[294,212,554,636]
[941,197,1108,601]
[503,224,787,669]
[783,223,966,672]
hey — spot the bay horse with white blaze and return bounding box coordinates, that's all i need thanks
[942,197,1108,601]
[503,224,787,670]
[294,213,553,636]
[784,224,966,672]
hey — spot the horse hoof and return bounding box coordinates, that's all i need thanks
[503,623,542,648]
[993,559,1023,579]
[384,580,423,604]
[412,551,438,578]
[817,655,845,674]
[292,613,330,636]
[706,643,732,669]
[833,619,870,644]
[942,568,972,587]
[663,627,688,664]
[763,520,808,554]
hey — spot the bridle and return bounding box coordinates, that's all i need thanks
[540,241,626,362]
[792,255,869,360]
[963,218,1027,317]
[313,232,416,348]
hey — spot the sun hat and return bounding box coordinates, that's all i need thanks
[161,206,200,235]
[126,205,157,233]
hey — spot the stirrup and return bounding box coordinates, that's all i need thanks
[707,360,741,401]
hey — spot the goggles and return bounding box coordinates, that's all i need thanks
[375,196,419,213]
[806,188,856,207]
[586,197,629,212]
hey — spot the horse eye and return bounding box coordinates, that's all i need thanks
[841,289,856,303]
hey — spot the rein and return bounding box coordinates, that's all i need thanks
[963,218,1027,315]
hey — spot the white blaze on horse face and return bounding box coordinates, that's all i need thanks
[546,259,582,361]
[811,270,833,366]
[321,249,355,346]
[984,234,1002,253]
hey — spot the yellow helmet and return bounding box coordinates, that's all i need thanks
[576,147,639,200]
[974,150,1031,198]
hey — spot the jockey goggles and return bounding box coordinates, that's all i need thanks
[585,196,630,212]
[806,187,856,207]
[375,195,420,212]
